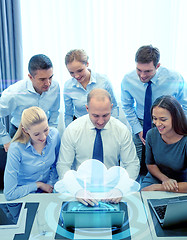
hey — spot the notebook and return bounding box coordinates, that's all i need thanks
[0,202,25,229]
[61,201,126,229]
[148,195,187,228]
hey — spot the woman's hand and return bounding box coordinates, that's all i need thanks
[75,189,98,206]
[141,184,161,191]
[37,182,53,193]
[162,178,178,192]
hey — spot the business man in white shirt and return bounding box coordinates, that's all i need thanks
[57,88,140,183]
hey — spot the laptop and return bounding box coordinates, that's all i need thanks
[0,202,25,229]
[148,195,187,228]
[60,201,126,229]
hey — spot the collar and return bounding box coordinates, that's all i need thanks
[149,72,158,85]
[87,115,110,131]
[27,79,52,95]
[27,79,39,94]
[25,128,52,149]
[72,69,96,88]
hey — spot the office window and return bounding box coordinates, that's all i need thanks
[21,0,187,99]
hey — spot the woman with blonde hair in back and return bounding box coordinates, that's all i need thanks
[64,49,119,127]
[4,106,60,200]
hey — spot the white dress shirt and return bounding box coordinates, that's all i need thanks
[57,115,140,180]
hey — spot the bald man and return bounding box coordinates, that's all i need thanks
[57,88,139,181]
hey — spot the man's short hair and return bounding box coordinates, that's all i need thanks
[87,88,112,105]
[135,45,160,68]
[28,54,53,76]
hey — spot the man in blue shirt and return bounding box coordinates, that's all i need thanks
[0,54,60,152]
[121,45,187,174]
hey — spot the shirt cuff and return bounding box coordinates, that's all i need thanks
[132,124,143,135]
[0,135,12,145]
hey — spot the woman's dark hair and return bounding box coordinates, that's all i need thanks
[151,95,187,135]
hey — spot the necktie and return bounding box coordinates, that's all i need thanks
[143,81,152,139]
[92,128,103,162]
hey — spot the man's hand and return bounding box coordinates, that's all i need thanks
[75,189,98,206]
[138,131,145,145]
[101,188,122,204]
[36,182,53,193]
[4,142,11,152]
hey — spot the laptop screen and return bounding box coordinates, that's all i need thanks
[61,201,126,229]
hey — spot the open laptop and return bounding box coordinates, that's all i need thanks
[148,195,187,228]
[61,201,126,229]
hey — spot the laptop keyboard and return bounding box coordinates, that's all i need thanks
[154,205,167,219]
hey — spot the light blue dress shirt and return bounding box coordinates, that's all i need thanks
[0,79,60,144]
[121,66,187,135]
[63,70,119,127]
[4,128,60,200]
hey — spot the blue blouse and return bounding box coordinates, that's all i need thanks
[63,70,119,127]
[4,127,60,200]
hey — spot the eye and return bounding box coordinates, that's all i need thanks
[77,69,83,73]
[44,128,49,132]
[34,133,39,136]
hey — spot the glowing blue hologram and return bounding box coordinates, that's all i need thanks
[54,159,140,199]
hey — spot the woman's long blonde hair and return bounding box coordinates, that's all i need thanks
[12,106,47,144]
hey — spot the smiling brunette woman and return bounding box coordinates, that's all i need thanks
[141,95,187,192]
[4,107,60,200]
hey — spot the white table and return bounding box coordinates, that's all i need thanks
[0,192,151,240]
[141,191,187,240]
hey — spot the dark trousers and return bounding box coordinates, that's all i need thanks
[0,145,7,189]
[0,123,18,189]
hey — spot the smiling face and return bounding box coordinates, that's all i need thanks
[152,106,175,137]
[136,61,160,83]
[66,60,90,86]
[28,68,53,94]
[86,97,112,129]
[24,120,49,146]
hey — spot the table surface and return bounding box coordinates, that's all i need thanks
[141,191,187,240]
[0,192,151,240]
[1,191,187,240]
